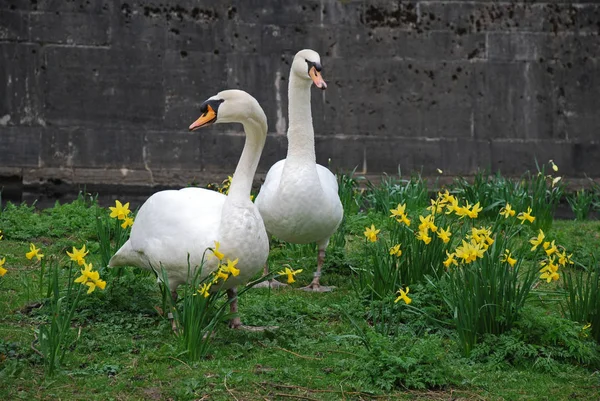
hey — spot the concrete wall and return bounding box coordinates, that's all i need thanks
[1,0,599,191]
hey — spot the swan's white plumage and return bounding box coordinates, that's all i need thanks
[257,160,342,246]
[109,90,269,292]
[255,49,343,277]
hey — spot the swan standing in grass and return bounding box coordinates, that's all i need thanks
[109,89,269,328]
[255,49,343,291]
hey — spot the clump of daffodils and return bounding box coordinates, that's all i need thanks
[70,245,107,294]
[363,189,575,308]
[530,229,573,282]
[207,176,233,195]
[202,240,243,296]
[416,214,436,245]
[74,262,107,294]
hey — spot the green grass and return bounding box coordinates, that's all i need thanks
[1,180,600,400]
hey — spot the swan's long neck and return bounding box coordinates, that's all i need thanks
[226,118,267,203]
[286,74,316,164]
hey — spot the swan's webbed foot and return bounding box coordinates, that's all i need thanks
[299,271,334,292]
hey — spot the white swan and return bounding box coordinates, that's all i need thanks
[109,89,269,327]
[255,49,343,291]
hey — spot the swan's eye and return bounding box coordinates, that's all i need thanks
[305,59,322,73]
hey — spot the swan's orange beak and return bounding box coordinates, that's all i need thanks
[309,66,327,90]
[189,105,217,131]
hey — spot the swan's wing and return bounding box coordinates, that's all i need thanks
[316,164,344,227]
[316,164,339,195]
[123,188,225,273]
[255,159,285,208]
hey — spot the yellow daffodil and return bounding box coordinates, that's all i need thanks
[455,240,485,263]
[418,215,437,232]
[0,257,7,276]
[390,204,411,226]
[454,204,469,218]
[364,224,380,242]
[66,245,89,266]
[529,229,545,251]
[109,200,131,220]
[26,243,44,261]
[552,176,562,187]
[465,202,483,219]
[443,251,458,268]
[222,258,240,277]
[219,176,233,194]
[540,268,559,283]
[74,262,106,294]
[436,226,451,244]
[197,282,212,298]
[517,207,535,224]
[121,216,134,229]
[499,203,516,218]
[540,257,558,272]
[427,198,444,215]
[549,160,558,172]
[543,240,557,256]
[501,249,517,267]
[469,226,494,249]
[213,267,230,283]
[390,203,407,219]
[440,190,455,205]
[211,240,225,261]
[445,197,461,215]
[582,323,591,338]
[539,257,560,283]
[277,266,303,284]
[399,214,411,226]
[557,250,573,267]
[394,287,412,305]
[416,229,432,245]
[389,244,402,257]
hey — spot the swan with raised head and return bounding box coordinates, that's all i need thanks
[109,89,269,328]
[255,49,343,291]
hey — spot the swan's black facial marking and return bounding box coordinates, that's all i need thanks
[305,59,327,90]
[189,98,224,131]
[305,59,322,74]
[199,98,224,117]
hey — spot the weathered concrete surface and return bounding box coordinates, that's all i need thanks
[1,0,599,192]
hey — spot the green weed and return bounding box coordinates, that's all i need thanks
[567,189,595,221]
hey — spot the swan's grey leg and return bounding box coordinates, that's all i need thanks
[300,240,333,292]
[227,288,242,329]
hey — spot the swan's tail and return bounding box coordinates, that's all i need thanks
[108,240,138,268]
